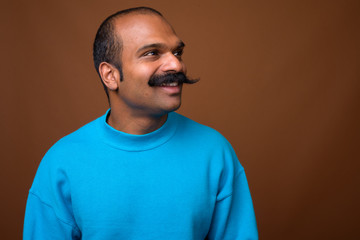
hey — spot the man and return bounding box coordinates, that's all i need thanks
[23,7,258,240]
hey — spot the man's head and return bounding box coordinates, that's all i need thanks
[93,7,163,96]
[93,7,198,116]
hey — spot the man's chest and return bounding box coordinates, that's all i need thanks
[67,151,218,239]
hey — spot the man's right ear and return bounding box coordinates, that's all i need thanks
[99,62,121,91]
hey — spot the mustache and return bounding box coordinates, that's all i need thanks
[148,72,199,87]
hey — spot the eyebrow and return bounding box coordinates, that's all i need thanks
[136,41,185,54]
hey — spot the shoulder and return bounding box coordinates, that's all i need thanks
[57,115,102,145]
[34,114,104,176]
[172,112,240,164]
[172,112,231,146]
[47,115,103,155]
[173,112,244,179]
[30,115,104,195]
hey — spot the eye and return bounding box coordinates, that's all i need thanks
[173,49,184,57]
[143,50,159,57]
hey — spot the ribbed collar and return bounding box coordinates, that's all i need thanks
[97,109,179,151]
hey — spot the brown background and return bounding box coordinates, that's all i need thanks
[1,0,359,239]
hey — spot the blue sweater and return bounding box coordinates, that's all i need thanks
[24,111,258,239]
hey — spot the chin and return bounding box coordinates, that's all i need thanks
[161,101,182,114]
[171,103,181,112]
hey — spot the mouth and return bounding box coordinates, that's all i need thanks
[160,82,179,87]
[156,82,182,94]
[148,72,199,87]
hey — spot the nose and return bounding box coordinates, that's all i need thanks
[160,53,184,73]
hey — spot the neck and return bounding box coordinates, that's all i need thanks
[107,108,168,135]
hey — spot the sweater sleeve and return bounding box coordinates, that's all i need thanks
[23,192,81,240]
[23,143,81,240]
[206,169,258,240]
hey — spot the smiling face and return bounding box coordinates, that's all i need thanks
[110,13,187,118]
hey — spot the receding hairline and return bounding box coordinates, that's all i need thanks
[107,8,167,30]
[102,6,163,24]
[110,11,175,36]
[100,7,169,53]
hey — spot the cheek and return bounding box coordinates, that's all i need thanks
[134,66,157,83]
[181,62,187,74]
[143,92,151,98]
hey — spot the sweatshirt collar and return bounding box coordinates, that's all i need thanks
[98,109,178,151]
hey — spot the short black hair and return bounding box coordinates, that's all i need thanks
[93,7,163,98]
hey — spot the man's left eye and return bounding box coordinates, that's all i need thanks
[173,49,183,57]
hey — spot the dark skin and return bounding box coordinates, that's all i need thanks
[99,13,187,135]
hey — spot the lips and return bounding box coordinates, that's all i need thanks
[160,82,179,87]
[157,82,182,94]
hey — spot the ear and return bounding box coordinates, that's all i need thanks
[99,62,121,91]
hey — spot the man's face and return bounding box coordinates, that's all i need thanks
[113,14,187,117]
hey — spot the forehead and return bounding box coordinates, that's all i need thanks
[113,14,181,52]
